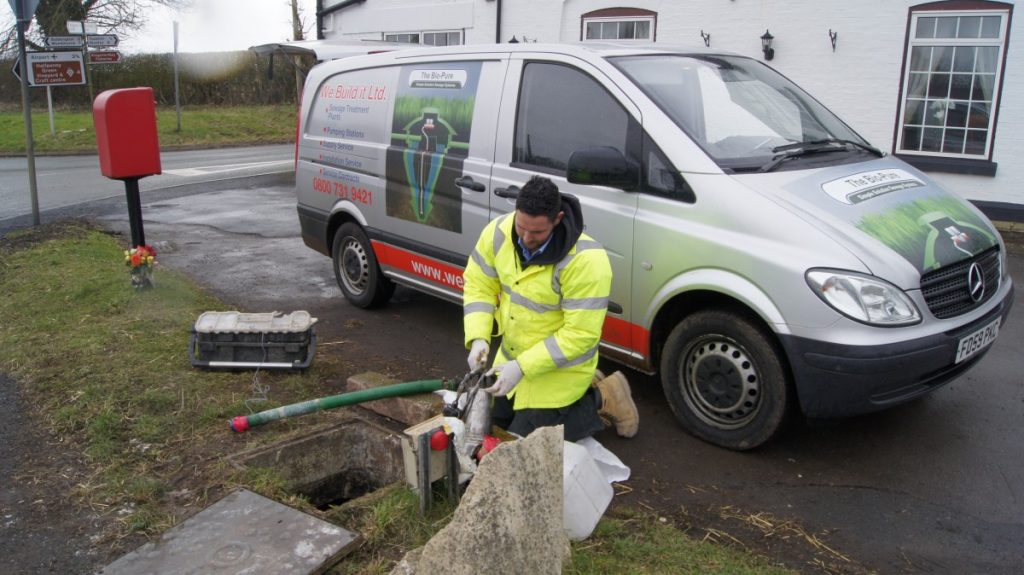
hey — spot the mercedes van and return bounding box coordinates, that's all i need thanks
[294,43,1013,449]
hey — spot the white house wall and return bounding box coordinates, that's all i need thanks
[322,0,1023,208]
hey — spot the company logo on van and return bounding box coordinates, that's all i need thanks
[409,70,468,89]
[822,169,924,205]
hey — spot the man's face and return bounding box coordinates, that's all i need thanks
[515,210,563,251]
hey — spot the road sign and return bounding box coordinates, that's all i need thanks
[45,35,85,48]
[87,34,119,48]
[89,51,122,65]
[11,56,22,82]
[26,51,85,86]
[9,0,41,21]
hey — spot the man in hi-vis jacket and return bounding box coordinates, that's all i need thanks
[463,175,638,440]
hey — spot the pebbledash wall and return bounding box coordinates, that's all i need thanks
[318,0,1023,216]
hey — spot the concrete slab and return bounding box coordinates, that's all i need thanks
[346,372,444,427]
[97,489,359,575]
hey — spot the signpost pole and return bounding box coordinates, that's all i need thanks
[15,7,40,226]
[81,21,94,103]
[173,21,181,132]
[46,86,54,135]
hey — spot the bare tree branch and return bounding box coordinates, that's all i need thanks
[2,0,192,57]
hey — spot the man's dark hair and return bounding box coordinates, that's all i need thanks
[515,176,561,221]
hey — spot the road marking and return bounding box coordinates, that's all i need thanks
[162,160,292,177]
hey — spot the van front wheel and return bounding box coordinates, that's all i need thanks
[332,223,395,308]
[660,310,792,450]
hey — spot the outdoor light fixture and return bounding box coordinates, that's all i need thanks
[700,30,711,47]
[829,29,838,51]
[761,29,775,60]
[508,35,519,43]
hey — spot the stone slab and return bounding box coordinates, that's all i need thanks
[98,489,359,575]
[346,372,444,427]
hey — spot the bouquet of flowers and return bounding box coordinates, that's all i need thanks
[125,244,157,289]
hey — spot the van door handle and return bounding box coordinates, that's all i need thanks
[494,185,520,199]
[454,176,486,192]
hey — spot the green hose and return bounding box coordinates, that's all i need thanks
[230,378,450,432]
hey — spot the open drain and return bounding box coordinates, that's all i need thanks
[230,415,405,509]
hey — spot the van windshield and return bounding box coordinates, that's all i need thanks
[610,54,873,172]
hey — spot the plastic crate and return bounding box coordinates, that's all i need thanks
[189,311,317,370]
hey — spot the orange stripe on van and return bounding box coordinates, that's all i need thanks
[372,241,466,292]
[372,240,649,357]
[602,316,650,358]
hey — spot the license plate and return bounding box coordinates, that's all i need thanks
[955,317,1001,364]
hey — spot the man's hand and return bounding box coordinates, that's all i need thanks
[485,360,523,396]
[467,339,489,372]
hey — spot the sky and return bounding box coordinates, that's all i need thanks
[2,0,319,54]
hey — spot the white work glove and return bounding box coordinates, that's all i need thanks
[485,360,523,397]
[467,339,489,372]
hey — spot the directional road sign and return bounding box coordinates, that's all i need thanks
[89,51,122,65]
[45,35,85,48]
[87,34,119,48]
[26,51,85,86]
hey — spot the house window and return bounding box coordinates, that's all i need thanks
[581,8,656,42]
[384,31,462,46]
[895,2,1011,175]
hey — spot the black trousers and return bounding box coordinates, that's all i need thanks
[491,387,604,442]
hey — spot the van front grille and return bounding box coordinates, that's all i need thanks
[920,247,1001,319]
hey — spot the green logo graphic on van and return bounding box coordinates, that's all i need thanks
[857,196,996,273]
[385,63,480,233]
[398,108,456,222]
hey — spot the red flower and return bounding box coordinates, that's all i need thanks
[131,253,142,266]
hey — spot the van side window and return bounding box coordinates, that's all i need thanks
[513,63,633,174]
[643,134,696,203]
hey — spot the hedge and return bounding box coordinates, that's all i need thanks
[0,50,314,109]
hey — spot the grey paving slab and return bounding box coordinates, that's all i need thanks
[97,489,359,575]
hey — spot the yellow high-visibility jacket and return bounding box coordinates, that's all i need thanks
[463,206,612,409]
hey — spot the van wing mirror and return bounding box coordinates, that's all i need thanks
[566,146,638,191]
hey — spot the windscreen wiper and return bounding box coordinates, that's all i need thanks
[759,138,883,173]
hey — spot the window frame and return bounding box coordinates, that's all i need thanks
[580,8,657,42]
[893,1,1013,176]
[383,30,463,46]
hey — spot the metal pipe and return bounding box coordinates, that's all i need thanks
[230,378,452,432]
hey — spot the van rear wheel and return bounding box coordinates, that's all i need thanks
[660,310,792,450]
[332,222,395,308]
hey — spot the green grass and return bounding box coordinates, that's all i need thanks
[0,221,796,573]
[324,485,795,575]
[0,104,296,154]
[0,221,341,537]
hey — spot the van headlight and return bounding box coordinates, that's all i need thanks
[806,269,921,326]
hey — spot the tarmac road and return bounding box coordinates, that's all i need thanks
[20,177,1024,574]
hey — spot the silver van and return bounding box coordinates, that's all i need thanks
[295,43,1013,449]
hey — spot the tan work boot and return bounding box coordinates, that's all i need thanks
[594,371,638,438]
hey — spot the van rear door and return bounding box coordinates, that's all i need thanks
[490,55,640,355]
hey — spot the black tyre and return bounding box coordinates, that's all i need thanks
[332,222,395,308]
[659,309,793,450]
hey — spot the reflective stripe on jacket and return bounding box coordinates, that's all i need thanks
[463,213,612,409]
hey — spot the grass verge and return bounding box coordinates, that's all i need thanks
[0,105,296,154]
[0,220,794,574]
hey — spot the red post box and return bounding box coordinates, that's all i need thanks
[93,87,162,179]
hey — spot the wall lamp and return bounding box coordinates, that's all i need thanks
[829,29,838,51]
[761,29,775,60]
[700,30,711,47]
